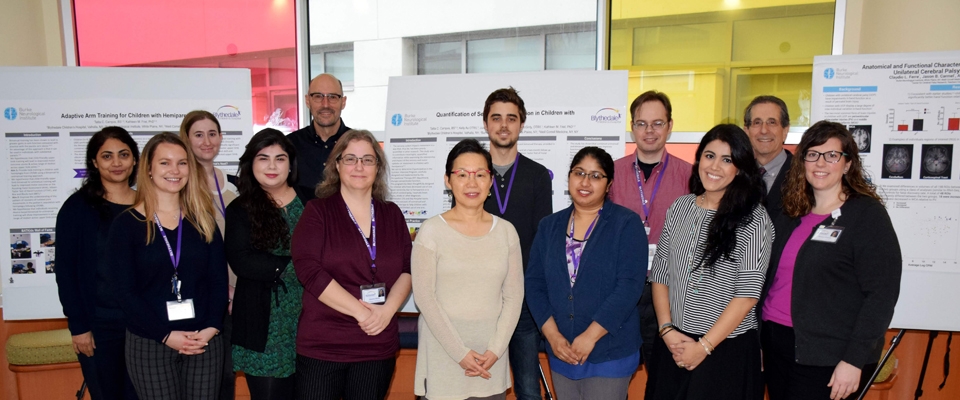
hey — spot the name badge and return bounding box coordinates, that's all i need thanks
[811,225,844,243]
[647,244,657,271]
[361,283,386,304]
[645,226,652,236]
[166,299,195,321]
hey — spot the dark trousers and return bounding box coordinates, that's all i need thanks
[295,354,395,400]
[125,331,224,400]
[762,321,877,400]
[77,311,139,400]
[647,329,763,400]
[638,280,658,397]
[246,374,296,400]
[508,305,544,400]
[219,312,235,400]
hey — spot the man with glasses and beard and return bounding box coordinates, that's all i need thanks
[288,73,352,199]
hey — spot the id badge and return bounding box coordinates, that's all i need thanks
[811,225,844,243]
[647,244,657,271]
[166,299,195,321]
[361,283,386,304]
[645,226,652,236]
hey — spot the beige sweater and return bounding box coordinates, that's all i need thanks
[412,215,524,400]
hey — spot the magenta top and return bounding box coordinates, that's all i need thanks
[762,212,828,327]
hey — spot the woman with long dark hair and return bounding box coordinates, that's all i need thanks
[226,129,303,399]
[108,132,228,399]
[759,121,901,400]
[55,126,140,400]
[647,124,774,399]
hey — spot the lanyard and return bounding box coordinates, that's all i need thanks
[154,211,183,301]
[492,153,520,215]
[634,155,668,224]
[566,209,601,286]
[212,169,227,218]
[346,201,377,276]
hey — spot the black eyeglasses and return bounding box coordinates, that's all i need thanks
[804,150,848,163]
[569,169,607,182]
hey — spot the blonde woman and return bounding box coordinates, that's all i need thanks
[108,132,228,399]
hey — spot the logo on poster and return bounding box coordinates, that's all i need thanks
[391,114,403,126]
[4,107,17,120]
[590,108,622,123]
[215,105,242,120]
[824,68,835,79]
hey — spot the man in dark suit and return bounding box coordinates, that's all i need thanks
[744,96,793,216]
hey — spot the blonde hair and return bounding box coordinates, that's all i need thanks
[134,132,217,243]
[315,130,389,201]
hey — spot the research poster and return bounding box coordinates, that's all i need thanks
[0,67,253,320]
[812,51,960,331]
[384,71,627,312]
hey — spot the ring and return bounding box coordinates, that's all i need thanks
[677,362,685,368]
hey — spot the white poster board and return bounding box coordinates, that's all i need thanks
[0,67,253,320]
[384,70,628,312]
[812,51,960,332]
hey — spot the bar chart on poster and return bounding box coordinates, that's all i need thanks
[812,51,960,332]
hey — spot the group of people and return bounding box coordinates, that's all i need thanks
[53,72,901,400]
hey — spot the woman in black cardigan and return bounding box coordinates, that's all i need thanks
[759,121,902,400]
[225,129,304,399]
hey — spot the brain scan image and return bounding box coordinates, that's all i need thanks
[850,126,871,153]
[921,145,952,179]
[882,145,913,179]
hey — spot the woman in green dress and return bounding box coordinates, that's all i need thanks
[225,128,305,399]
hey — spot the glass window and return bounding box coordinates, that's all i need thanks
[467,35,542,73]
[324,50,355,86]
[310,53,324,80]
[418,42,463,75]
[546,31,596,70]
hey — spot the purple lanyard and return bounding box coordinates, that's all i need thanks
[154,211,183,300]
[492,153,520,215]
[565,209,601,285]
[634,155,668,223]
[212,170,227,218]
[346,201,377,276]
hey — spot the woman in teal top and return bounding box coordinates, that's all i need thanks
[225,129,305,399]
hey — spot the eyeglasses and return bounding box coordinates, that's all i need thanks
[338,154,378,166]
[748,119,781,129]
[632,120,667,131]
[570,169,607,182]
[450,169,491,180]
[309,92,343,102]
[804,150,848,163]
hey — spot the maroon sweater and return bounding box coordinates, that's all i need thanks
[292,191,412,362]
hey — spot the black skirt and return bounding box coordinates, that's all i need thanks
[646,328,763,400]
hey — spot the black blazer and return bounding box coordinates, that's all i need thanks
[764,150,793,218]
[758,196,901,369]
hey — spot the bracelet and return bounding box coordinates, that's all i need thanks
[659,322,673,330]
[701,336,716,350]
[162,333,171,344]
[659,327,675,337]
[698,338,712,355]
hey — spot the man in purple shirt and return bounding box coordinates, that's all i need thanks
[607,90,692,381]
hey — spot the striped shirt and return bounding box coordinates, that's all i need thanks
[650,194,774,337]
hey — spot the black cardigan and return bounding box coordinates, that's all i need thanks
[224,201,293,352]
[759,195,902,369]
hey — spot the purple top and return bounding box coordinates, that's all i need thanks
[762,212,828,327]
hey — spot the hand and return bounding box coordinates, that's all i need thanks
[164,330,209,355]
[228,285,235,315]
[545,332,578,365]
[459,350,491,379]
[71,332,95,357]
[358,301,394,336]
[570,333,598,364]
[671,339,707,371]
[352,299,373,323]
[662,330,694,357]
[478,350,499,372]
[828,361,862,399]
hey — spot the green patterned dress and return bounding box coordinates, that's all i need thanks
[233,197,304,378]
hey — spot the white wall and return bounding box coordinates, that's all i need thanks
[843,0,960,55]
[0,0,63,66]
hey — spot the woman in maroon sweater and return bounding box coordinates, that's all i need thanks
[291,129,412,400]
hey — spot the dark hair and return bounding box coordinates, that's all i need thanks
[689,124,766,270]
[483,87,527,124]
[445,139,493,177]
[79,126,140,219]
[630,90,673,122]
[235,128,299,251]
[569,146,615,186]
[781,121,881,218]
[743,95,790,128]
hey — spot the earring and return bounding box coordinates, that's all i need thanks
[488,191,492,197]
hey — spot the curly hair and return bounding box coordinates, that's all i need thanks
[781,121,881,218]
[689,124,766,270]
[235,128,299,251]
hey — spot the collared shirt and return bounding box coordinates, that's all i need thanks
[608,151,692,245]
[287,119,351,198]
[760,149,789,193]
